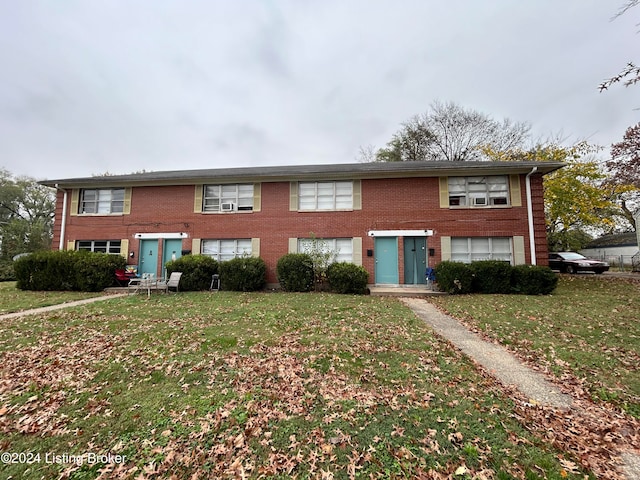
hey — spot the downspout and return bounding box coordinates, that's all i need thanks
[525,167,538,265]
[54,184,68,251]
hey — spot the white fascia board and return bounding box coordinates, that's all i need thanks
[368,229,433,237]
[134,232,189,239]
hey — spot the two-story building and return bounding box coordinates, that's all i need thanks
[40,161,563,287]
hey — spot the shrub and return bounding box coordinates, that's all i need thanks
[512,265,558,295]
[470,260,513,294]
[434,261,474,294]
[276,253,314,292]
[166,254,218,291]
[219,256,267,292]
[14,250,125,291]
[72,251,127,292]
[0,261,15,282]
[326,262,369,294]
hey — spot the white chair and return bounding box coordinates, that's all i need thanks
[160,272,182,293]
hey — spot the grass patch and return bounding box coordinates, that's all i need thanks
[0,292,594,479]
[430,275,640,417]
[0,281,104,315]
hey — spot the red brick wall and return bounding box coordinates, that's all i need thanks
[52,174,549,284]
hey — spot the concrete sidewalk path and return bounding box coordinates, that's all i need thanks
[400,297,640,480]
[401,297,573,409]
[0,293,127,320]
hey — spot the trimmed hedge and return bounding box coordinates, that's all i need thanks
[276,253,314,292]
[511,264,558,295]
[434,260,557,295]
[166,254,218,291]
[14,250,126,291]
[219,257,267,292]
[433,261,475,294]
[326,262,369,294]
[470,260,513,294]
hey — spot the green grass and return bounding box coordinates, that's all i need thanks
[430,275,640,417]
[0,281,104,315]
[0,292,592,479]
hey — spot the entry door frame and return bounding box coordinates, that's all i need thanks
[374,237,399,285]
[134,232,189,279]
[369,229,434,286]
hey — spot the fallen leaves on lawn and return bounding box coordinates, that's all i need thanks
[0,329,116,436]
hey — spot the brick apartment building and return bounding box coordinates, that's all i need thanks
[41,161,563,286]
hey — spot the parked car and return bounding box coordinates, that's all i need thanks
[548,252,610,274]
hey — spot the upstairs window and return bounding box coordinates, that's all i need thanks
[77,240,122,254]
[203,184,254,212]
[298,181,353,211]
[448,176,509,207]
[80,188,125,214]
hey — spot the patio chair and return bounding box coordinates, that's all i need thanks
[160,272,183,293]
[115,268,136,287]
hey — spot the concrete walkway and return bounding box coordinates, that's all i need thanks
[401,298,573,408]
[401,297,640,480]
[0,293,127,320]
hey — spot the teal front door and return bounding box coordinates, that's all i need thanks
[139,239,158,277]
[374,237,398,284]
[404,237,427,284]
[162,239,183,278]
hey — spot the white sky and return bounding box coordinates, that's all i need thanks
[0,1,638,180]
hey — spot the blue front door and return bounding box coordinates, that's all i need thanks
[162,239,183,278]
[139,239,158,277]
[404,237,427,284]
[374,237,398,284]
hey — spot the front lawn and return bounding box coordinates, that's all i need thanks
[0,281,105,315]
[430,275,640,418]
[0,292,591,479]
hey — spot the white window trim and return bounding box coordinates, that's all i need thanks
[450,237,513,264]
[298,181,354,211]
[76,240,122,254]
[448,176,510,208]
[79,188,125,215]
[201,239,253,261]
[202,184,254,213]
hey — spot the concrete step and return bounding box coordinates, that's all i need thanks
[369,285,446,298]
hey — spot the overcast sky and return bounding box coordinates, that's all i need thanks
[0,1,638,181]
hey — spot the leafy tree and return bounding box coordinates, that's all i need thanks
[609,123,640,188]
[484,142,631,249]
[371,101,530,163]
[0,169,55,262]
[607,123,640,230]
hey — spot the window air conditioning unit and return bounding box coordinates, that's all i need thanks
[473,197,487,206]
[221,202,236,212]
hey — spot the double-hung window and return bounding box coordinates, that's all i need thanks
[202,239,252,261]
[77,240,122,254]
[451,237,512,263]
[299,181,353,211]
[80,188,125,214]
[297,238,353,263]
[203,184,254,212]
[448,176,509,207]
